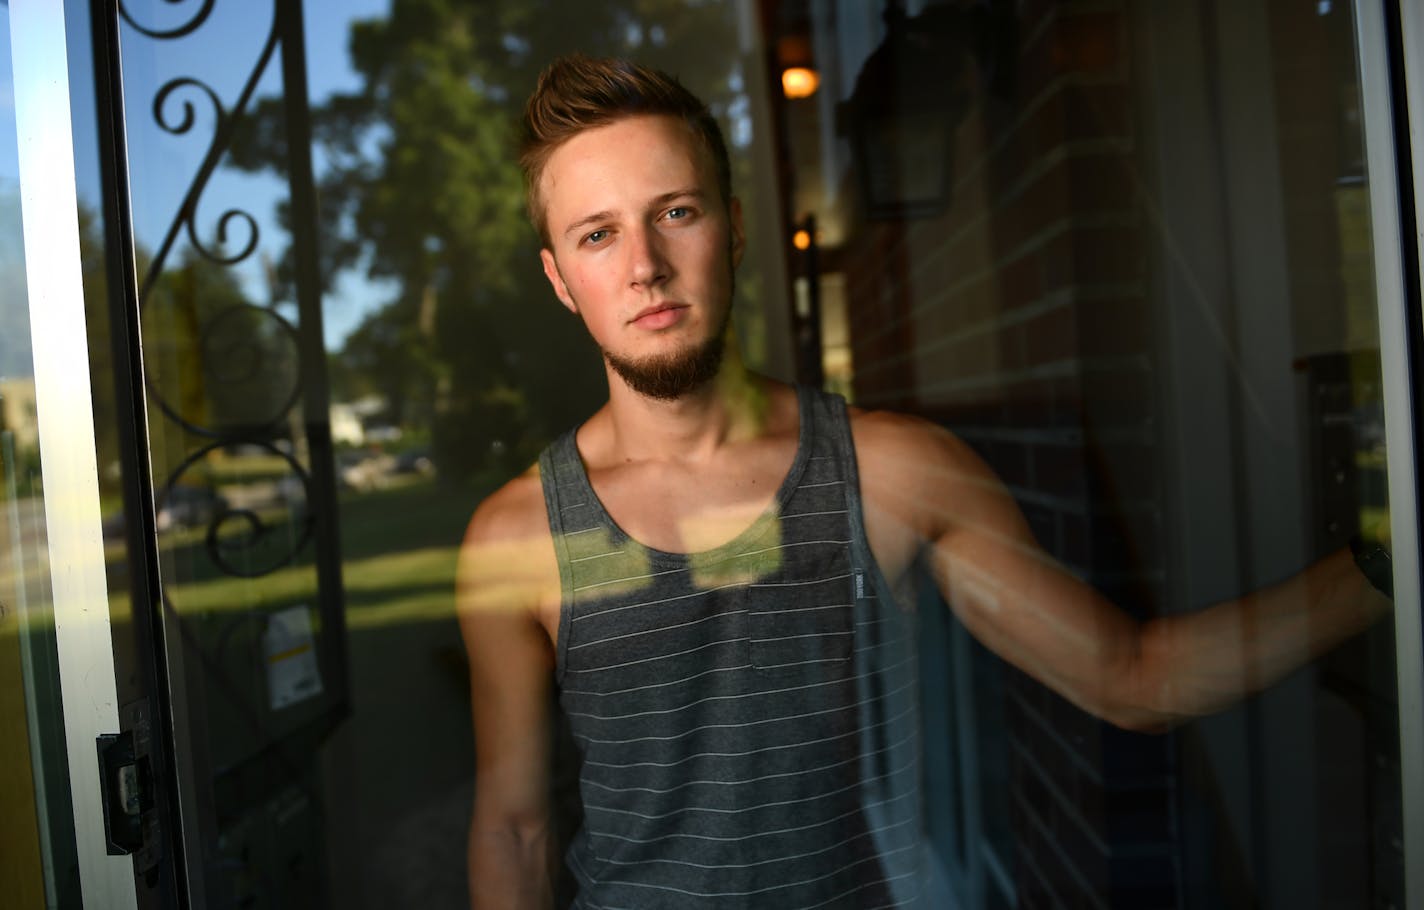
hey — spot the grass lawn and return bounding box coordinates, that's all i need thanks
[161,474,490,630]
[4,471,499,634]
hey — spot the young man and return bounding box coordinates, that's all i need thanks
[456,55,1392,909]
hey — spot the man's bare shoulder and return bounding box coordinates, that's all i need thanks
[462,463,551,549]
[846,405,1015,541]
[847,406,981,474]
[458,463,560,621]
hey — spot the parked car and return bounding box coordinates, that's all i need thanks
[155,485,228,532]
[336,450,394,492]
[393,447,435,477]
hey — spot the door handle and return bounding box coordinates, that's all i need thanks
[95,700,161,873]
[96,730,150,855]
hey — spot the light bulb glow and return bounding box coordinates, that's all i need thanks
[781,67,820,100]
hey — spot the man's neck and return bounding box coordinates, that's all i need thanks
[598,348,776,464]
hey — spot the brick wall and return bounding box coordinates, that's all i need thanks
[839,2,1179,906]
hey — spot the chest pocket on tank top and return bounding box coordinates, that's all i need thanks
[745,536,856,671]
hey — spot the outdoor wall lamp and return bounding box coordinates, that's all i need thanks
[782,66,821,99]
[837,0,1016,220]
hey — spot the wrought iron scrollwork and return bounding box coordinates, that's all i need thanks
[146,301,305,438]
[157,439,314,579]
[138,19,279,302]
[122,2,312,581]
[118,0,218,40]
[149,77,262,270]
[99,1,346,862]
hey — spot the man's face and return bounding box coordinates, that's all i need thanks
[537,114,745,400]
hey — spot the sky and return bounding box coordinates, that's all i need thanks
[1,9,32,381]
[7,0,485,377]
[108,0,394,350]
[0,11,14,182]
[303,0,399,347]
[7,0,759,366]
[0,0,394,361]
[6,0,769,360]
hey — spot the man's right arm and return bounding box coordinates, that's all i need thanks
[456,474,559,909]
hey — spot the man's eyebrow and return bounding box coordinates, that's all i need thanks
[562,210,616,239]
[560,189,705,239]
[651,187,703,207]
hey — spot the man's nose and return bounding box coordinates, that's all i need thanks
[628,225,669,289]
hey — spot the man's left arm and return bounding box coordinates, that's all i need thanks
[855,412,1393,732]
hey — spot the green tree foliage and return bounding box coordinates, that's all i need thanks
[232,0,747,480]
[142,247,301,440]
[9,198,306,508]
[0,189,30,382]
[74,201,287,501]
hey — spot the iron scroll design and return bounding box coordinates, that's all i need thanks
[118,0,314,577]
[115,0,350,796]
[118,0,217,39]
[122,0,293,438]
[94,0,348,888]
[122,0,276,300]
[159,439,315,579]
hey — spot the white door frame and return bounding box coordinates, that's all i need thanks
[10,1,138,906]
[1355,1,1424,906]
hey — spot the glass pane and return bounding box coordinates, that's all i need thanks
[104,1,787,906]
[0,6,82,906]
[778,0,1405,907]
[96,2,351,905]
[86,0,1414,907]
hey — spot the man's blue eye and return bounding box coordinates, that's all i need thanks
[586,229,609,244]
[666,207,690,220]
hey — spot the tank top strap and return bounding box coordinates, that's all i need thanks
[801,387,875,568]
[538,428,599,669]
[539,428,593,528]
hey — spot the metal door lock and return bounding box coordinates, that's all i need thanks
[96,700,161,872]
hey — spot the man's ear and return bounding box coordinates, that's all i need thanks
[728,197,746,268]
[540,248,578,314]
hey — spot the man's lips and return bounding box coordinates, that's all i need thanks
[630,303,688,330]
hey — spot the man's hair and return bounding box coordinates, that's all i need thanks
[520,54,733,246]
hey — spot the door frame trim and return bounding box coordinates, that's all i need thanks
[1355,0,1424,904]
[9,0,139,906]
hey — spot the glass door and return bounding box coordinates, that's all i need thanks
[769,0,1424,906]
[85,1,786,907]
[8,0,1424,907]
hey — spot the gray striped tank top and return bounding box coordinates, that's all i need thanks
[539,386,925,909]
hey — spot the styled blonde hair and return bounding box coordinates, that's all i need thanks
[519,54,732,245]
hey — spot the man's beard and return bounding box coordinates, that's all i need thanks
[602,307,730,401]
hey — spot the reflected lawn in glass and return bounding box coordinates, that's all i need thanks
[155,475,476,631]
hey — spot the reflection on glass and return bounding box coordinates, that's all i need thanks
[71,0,1413,907]
[777,1,1404,908]
[107,0,782,906]
[0,6,81,906]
